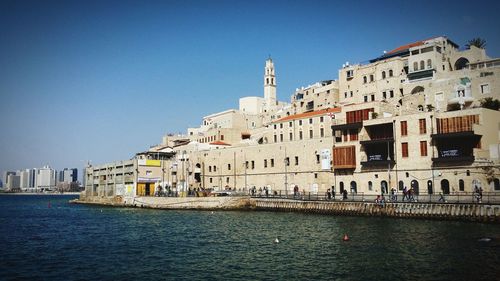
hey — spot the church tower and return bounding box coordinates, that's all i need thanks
[264,57,277,109]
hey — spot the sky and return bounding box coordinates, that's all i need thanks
[1,0,499,180]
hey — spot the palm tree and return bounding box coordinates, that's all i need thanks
[465,38,486,49]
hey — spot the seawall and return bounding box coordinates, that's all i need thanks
[72,196,500,222]
[253,198,500,223]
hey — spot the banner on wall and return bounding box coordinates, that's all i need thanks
[320,149,331,170]
[138,159,161,167]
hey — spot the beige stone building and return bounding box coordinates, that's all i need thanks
[84,36,500,200]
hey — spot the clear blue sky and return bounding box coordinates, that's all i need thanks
[1,0,499,178]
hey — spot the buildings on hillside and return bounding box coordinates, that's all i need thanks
[84,36,500,201]
[1,166,80,192]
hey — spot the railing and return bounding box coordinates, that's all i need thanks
[250,190,500,204]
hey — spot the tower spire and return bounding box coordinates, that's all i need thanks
[264,57,276,109]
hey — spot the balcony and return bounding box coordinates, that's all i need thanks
[331,118,362,131]
[360,137,394,145]
[407,69,434,81]
[432,156,474,163]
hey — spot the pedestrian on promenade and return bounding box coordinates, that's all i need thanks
[390,187,397,202]
[326,188,331,200]
[402,186,408,202]
[438,192,446,203]
[342,189,348,200]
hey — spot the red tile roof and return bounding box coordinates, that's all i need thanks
[387,37,438,54]
[274,107,341,123]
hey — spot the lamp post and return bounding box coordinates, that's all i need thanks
[284,147,288,197]
[387,140,391,195]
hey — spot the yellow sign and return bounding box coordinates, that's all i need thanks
[138,159,161,167]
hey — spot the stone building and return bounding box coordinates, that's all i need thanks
[83,36,500,201]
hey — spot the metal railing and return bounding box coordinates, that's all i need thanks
[250,190,500,204]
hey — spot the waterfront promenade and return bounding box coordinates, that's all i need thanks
[74,191,500,223]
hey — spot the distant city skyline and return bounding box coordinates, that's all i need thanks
[1,0,499,173]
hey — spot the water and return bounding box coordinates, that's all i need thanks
[0,195,499,281]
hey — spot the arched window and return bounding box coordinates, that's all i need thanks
[454,57,469,70]
[350,181,357,194]
[427,180,433,194]
[363,76,367,83]
[494,178,500,191]
[399,180,404,191]
[381,181,388,194]
[459,179,465,191]
[389,69,393,77]
[441,179,450,194]
[413,62,418,71]
[266,78,269,84]
[271,78,274,84]
[382,71,386,79]
[418,105,424,111]
[420,60,425,70]
[368,181,373,191]
[427,59,432,69]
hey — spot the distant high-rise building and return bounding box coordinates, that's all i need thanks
[36,166,56,191]
[29,168,37,188]
[19,170,30,189]
[6,174,21,190]
[2,171,16,189]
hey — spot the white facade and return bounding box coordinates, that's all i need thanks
[37,166,56,190]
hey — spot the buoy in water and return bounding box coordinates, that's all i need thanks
[343,234,350,241]
[478,237,491,242]
[274,237,280,243]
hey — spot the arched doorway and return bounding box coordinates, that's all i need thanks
[441,179,450,194]
[411,180,419,195]
[381,181,388,194]
[411,86,425,95]
[339,182,344,194]
[350,181,357,194]
[454,57,469,70]
[427,180,433,194]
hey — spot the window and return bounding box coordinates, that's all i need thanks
[364,96,368,102]
[368,181,373,191]
[289,132,293,141]
[280,134,283,142]
[316,154,320,164]
[273,135,277,142]
[289,121,292,127]
[309,130,313,139]
[419,119,426,134]
[371,94,375,101]
[343,130,348,142]
[320,128,324,137]
[420,60,425,70]
[344,92,347,98]
[226,177,230,184]
[413,62,418,71]
[274,124,277,129]
[228,164,231,170]
[349,129,358,141]
[402,142,409,157]
[346,70,353,78]
[214,166,217,172]
[382,91,387,99]
[370,74,374,82]
[494,178,500,191]
[389,69,393,77]
[420,141,427,156]
[251,161,255,169]
[363,76,367,83]
[390,90,394,98]
[210,178,213,183]
[295,156,299,166]
[299,131,303,140]
[264,159,267,168]
[382,71,386,79]
[285,157,290,166]
[314,173,318,179]
[320,116,324,122]
[280,123,283,129]
[209,166,212,172]
[309,118,313,124]
[480,84,490,94]
[350,91,353,97]
[299,120,302,125]
[427,59,432,69]
[459,179,465,191]
[401,121,408,136]
[245,161,249,169]
[220,135,224,140]
[271,159,274,167]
